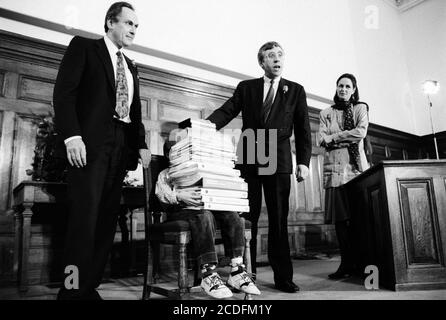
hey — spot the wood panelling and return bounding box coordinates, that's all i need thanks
[1,30,443,284]
[421,131,446,160]
[140,98,150,120]
[0,111,16,212]
[17,74,55,104]
[0,70,5,96]
[398,179,441,266]
[158,100,202,123]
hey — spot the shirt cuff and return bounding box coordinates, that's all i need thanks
[64,136,82,144]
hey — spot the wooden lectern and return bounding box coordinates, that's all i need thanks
[345,160,446,291]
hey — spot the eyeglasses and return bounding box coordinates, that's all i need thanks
[265,51,284,60]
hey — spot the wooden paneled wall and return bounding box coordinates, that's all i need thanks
[0,30,439,283]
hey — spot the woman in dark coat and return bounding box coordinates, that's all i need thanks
[319,73,370,279]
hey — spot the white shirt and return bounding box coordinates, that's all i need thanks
[263,75,281,103]
[65,35,134,144]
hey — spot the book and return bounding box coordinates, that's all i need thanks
[169,154,235,168]
[168,161,240,177]
[178,118,216,129]
[170,146,236,159]
[172,173,246,188]
[170,136,234,154]
[200,188,248,199]
[173,127,218,142]
[170,148,237,161]
[201,195,249,206]
[201,177,248,191]
[203,202,250,213]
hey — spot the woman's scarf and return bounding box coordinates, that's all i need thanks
[334,100,360,171]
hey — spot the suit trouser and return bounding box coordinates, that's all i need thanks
[58,120,129,299]
[245,173,293,284]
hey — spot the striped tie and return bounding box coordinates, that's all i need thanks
[262,79,275,124]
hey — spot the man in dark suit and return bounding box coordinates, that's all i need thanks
[53,2,150,300]
[207,41,311,293]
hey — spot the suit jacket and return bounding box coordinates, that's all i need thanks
[207,78,311,176]
[53,36,147,170]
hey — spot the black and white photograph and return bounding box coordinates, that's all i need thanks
[0,0,445,313]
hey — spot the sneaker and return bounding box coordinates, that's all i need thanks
[201,272,233,299]
[227,265,261,295]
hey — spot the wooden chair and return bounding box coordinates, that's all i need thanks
[141,155,253,300]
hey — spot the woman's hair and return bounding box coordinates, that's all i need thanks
[333,73,360,104]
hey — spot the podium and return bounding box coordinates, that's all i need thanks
[345,160,446,291]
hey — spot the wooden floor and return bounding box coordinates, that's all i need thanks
[1,255,446,300]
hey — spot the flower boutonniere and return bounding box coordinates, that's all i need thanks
[130,59,139,79]
[283,85,289,94]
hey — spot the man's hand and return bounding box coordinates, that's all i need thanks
[66,138,87,168]
[296,164,309,183]
[176,187,202,206]
[139,149,151,168]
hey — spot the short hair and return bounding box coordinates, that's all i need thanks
[257,41,284,64]
[104,2,135,33]
[333,73,360,104]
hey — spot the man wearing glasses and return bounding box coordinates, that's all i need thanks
[207,41,312,293]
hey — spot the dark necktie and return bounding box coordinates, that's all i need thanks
[115,51,129,119]
[262,79,275,124]
[344,105,360,171]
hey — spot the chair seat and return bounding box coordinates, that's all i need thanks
[150,220,190,233]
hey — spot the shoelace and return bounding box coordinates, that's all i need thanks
[232,265,256,285]
[207,274,225,291]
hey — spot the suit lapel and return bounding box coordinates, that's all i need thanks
[124,54,138,106]
[253,78,264,127]
[95,38,115,91]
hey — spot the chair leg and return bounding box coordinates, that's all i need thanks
[178,235,190,299]
[244,230,252,274]
[152,241,161,283]
[243,229,253,300]
[142,240,154,300]
[193,260,201,287]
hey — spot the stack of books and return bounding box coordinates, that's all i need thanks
[168,118,249,213]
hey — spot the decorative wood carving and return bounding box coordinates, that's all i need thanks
[398,179,441,266]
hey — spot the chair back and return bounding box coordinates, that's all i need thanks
[143,155,169,227]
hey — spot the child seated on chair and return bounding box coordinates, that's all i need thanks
[155,140,260,299]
